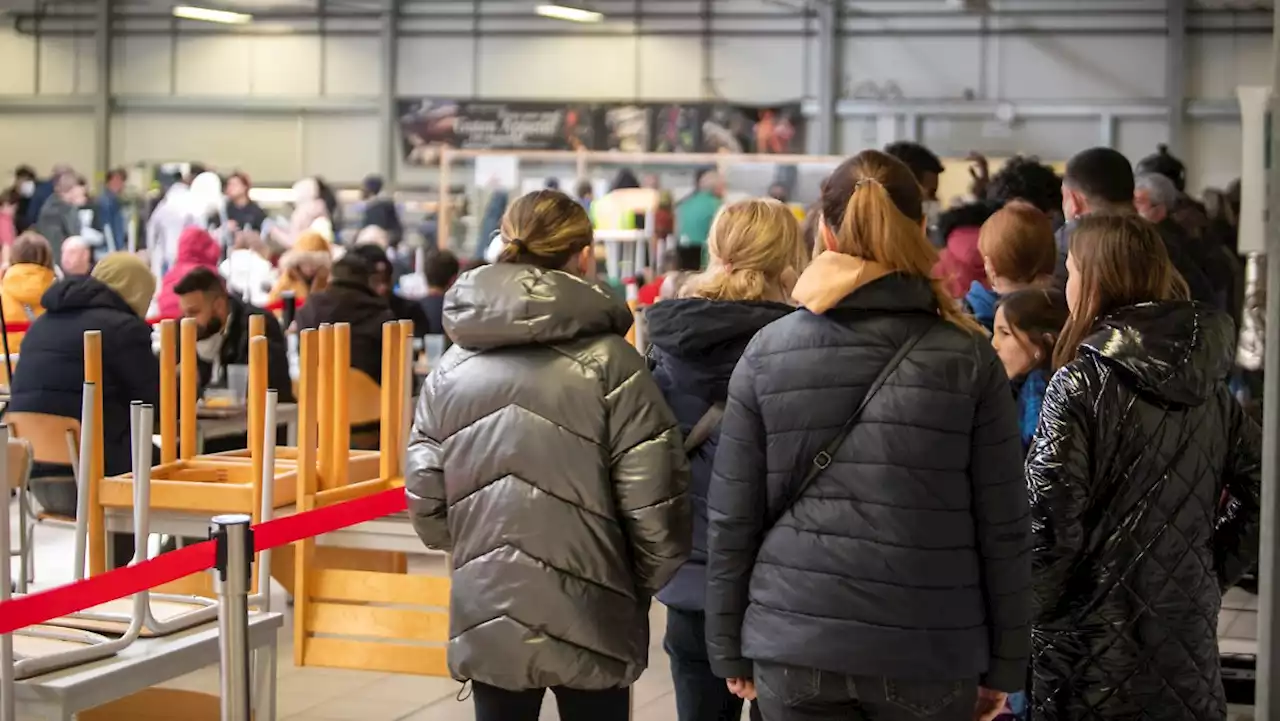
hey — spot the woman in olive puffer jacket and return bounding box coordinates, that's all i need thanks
[1028,214,1261,721]
[404,190,691,721]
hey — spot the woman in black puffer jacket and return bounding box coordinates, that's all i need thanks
[706,150,1032,721]
[1028,214,1262,721]
[648,197,805,721]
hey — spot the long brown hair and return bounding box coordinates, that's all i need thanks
[1052,213,1189,368]
[498,190,593,270]
[820,149,982,334]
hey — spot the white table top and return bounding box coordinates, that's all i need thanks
[15,611,283,719]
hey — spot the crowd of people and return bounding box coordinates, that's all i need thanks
[0,139,1259,721]
[405,142,1259,721]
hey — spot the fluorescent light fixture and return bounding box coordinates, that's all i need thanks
[173,5,253,24]
[535,3,603,23]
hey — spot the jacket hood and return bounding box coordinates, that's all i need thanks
[41,275,136,317]
[4,264,55,307]
[935,200,999,245]
[792,251,894,314]
[1081,301,1234,406]
[647,298,793,363]
[444,263,632,350]
[176,227,220,267]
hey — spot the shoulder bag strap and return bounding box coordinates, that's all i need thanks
[771,322,933,528]
[683,403,725,455]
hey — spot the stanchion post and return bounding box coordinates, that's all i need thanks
[0,424,14,721]
[211,513,254,721]
[159,319,177,464]
[180,318,198,459]
[84,330,106,576]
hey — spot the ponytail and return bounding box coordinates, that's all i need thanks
[683,198,806,303]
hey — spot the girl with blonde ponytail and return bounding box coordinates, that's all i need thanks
[704,149,1031,721]
[646,196,804,721]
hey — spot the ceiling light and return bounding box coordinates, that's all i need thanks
[173,5,253,24]
[535,4,604,23]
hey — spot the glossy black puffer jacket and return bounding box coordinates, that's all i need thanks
[1027,302,1261,721]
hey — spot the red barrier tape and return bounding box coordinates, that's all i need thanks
[0,487,407,635]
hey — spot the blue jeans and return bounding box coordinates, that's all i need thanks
[753,662,978,721]
[665,607,762,721]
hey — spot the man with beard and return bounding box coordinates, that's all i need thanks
[175,266,294,410]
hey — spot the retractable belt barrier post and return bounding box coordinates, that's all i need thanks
[210,514,254,721]
[1,425,15,721]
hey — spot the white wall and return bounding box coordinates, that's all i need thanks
[0,21,1269,193]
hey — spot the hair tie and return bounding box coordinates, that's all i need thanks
[854,178,881,190]
[505,236,528,253]
[722,262,734,274]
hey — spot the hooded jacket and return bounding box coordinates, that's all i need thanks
[964,280,1000,332]
[646,298,794,612]
[1027,302,1261,721]
[1,263,55,324]
[933,201,999,299]
[157,228,220,318]
[196,294,296,406]
[705,252,1032,691]
[404,262,691,691]
[34,195,81,258]
[7,276,159,476]
[294,279,394,383]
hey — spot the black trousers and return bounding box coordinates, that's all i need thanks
[471,681,629,721]
[665,606,762,721]
[754,662,978,721]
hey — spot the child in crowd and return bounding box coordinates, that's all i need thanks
[991,288,1069,452]
[967,202,1058,331]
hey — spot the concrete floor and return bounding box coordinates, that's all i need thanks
[6,499,1258,720]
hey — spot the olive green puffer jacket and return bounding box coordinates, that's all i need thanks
[405,262,691,691]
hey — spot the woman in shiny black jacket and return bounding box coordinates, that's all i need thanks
[648,198,804,721]
[1027,213,1262,721]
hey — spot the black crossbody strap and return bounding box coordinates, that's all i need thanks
[771,322,933,528]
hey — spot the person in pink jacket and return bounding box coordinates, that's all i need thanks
[157,227,220,317]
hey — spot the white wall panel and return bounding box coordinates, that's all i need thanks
[302,116,380,182]
[476,37,636,99]
[397,38,475,96]
[111,113,300,181]
[996,36,1165,100]
[0,114,94,171]
[248,35,321,96]
[175,37,251,95]
[844,37,980,99]
[38,37,80,95]
[0,27,37,95]
[1186,120,1243,194]
[711,37,806,103]
[113,36,171,95]
[637,37,700,100]
[1116,119,1169,168]
[1189,34,1271,99]
[921,118,1096,162]
[324,37,382,97]
[76,36,98,95]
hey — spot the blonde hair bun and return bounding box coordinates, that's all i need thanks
[683,198,807,303]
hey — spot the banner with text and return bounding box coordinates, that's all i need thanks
[397,99,806,165]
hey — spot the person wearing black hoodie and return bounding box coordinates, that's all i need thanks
[295,253,394,383]
[649,198,805,721]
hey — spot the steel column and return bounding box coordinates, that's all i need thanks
[1256,3,1280,717]
[94,0,111,181]
[815,0,838,154]
[1165,0,1187,155]
[379,0,397,185]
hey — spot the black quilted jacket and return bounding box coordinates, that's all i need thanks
[1027,302,1261,721]
[705,273,1032,692]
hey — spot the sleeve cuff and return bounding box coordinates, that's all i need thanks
[709,657,754,680]
[981,658,1027,694]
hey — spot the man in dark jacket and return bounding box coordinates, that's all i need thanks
[349,243,429,338]
[173,267,294,405]
[1055,147,1216,303]
[1136,172,1239,311]
[295,254,393,382]
[360,175,403,248]
[648,297,790,721]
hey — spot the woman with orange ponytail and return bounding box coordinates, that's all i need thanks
[705,150,1031,721]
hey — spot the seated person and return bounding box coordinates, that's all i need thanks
[7,253,157,564]
[295,254,393,383]
[2,232,57,323]
[59,236,92,276]
[350,243,429,337]
[174,267,294,406]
